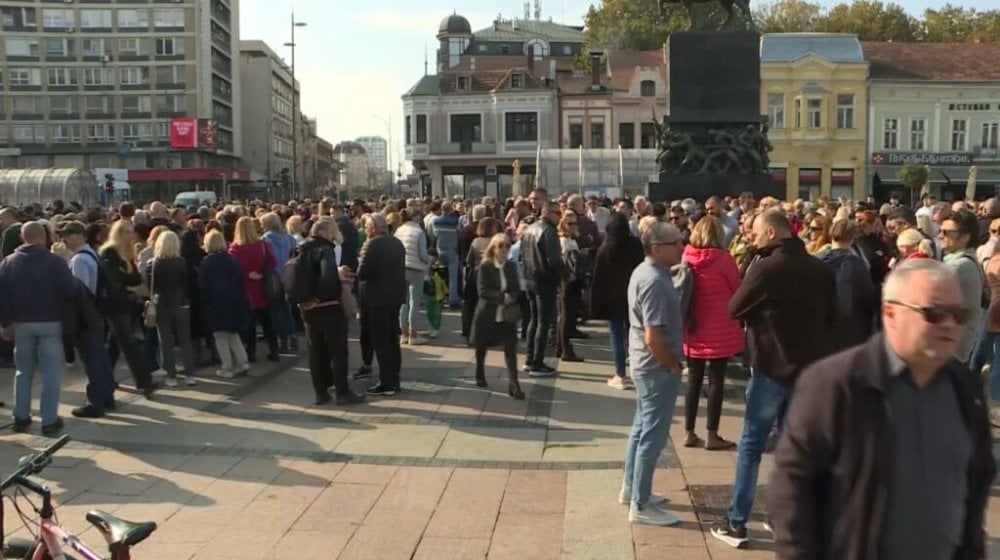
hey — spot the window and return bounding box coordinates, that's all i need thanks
[836,94,854,129]
[86,96,111,113]
[120,67,149,85]
[910,118,926,150]
[42,9,73,28]
[449,114,482,144]
[640,122,656,149]
[794,99,802,128]
[12,125,38,144]
[80,9,112,29]
[44,38,74,57]
[156,94,186,113]
[118,38,142,55]
[981,122,999,151]
[569,122,583,148]
[510,74,524,89]
[500,45,510,55]
[457,76,471,91]
[156,122,170,140]
[415,114,427,144]
[883,118,899,150]
[5,39,39,57]
[156,65,184,84]
[155,38,183,56]
[619,122,635,149]
[83,68,115,86]
[153,9,184,28]
[2,7,37,28]
[49,96,77,115]
[122,96,151,114]
[121,123,152,141]
[807,99,822,129]
[87,124,115,142]
[767,93,784,128]
[951,119,968,151]
[47,68,78,86]
[117,9,149,29]
[8,68,40,86]
[640,80,656,97]
[82,39,105,57]
[51,124,81,143]
[405,116,411,144]
[12,97,39,115]
[505,112,538,142]
[590,119,605,149]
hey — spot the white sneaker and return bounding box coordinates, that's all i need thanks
[176,365,185,373]
[215,369,235,379]
[628,502,680,527]
[619,486,668,505]
[607,376,627,390]
[151,368,167,378]
[410,335,428,345]
[184,375,197,387]
[428,329,439,339]
[762,520,774,537]
[164,377,179,388]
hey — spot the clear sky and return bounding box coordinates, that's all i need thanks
[240,0,996,173]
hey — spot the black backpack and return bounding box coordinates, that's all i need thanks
[281,249,313,304]
[77,250,112,313]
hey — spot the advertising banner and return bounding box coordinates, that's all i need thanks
[170,118,198,149]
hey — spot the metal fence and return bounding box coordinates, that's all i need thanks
[535,148,658,198]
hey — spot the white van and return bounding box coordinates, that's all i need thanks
[173,191,217,208]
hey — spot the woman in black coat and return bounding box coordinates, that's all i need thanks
[198,230,252,378]
[469,233,524,399]
[589,213,643,388]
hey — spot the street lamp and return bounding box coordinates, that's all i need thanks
[285,14,307,199]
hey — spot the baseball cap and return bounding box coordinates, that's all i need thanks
[57,221,86,237]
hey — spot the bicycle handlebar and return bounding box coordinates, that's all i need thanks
[0,435,70,492]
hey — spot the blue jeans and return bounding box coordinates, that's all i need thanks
[77,330,115,413]
[969,318,995,374]
[439,252,461,306]
[270,298,295,342]
[525,281,558,368]
[623,371,681,506]
[399,270,425,333]
[728,371,791,526]
[608,319,628,378]
[12,321,65,426]
[978,333,1000,402]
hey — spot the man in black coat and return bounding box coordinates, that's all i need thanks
[768,259,995,560]
[357,213,406,396]
[520,201,564,377]
[710,209,839,549]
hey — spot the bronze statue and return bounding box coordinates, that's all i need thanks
[659,0,754,30]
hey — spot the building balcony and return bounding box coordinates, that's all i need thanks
[429,141,496,156]
[973,146,1000,161]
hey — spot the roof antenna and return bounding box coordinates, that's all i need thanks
[524,1,530,19]
[535,0,542,20]
[424,44,429,76]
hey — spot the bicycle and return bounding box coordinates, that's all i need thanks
[1,435,157,560]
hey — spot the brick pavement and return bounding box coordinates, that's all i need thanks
[0,311,999,559]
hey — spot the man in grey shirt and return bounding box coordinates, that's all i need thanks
[620,221,685,527]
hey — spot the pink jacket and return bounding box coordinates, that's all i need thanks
[682,245,745,359]
[228,240,275,310]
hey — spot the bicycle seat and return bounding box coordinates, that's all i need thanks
[85,510,157,549]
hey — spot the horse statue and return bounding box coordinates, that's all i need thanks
[659,0,754,30]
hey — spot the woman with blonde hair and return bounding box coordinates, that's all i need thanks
[681,215,743,450]
[469,233,524,398]
[895,228,934,262]
[100,219,156,396]
[557,210,584,362]
[804,213,832,256]
[228,216,279,362]
[148,231,197,387]
[199,230,251,378]
[286,214,307,246]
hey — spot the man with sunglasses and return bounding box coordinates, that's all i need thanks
[521,200,564,377]
[769,259,995,560]
[938,210,985,364]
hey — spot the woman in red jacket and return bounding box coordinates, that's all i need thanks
[682,216,745,450]
[228,216,279,362]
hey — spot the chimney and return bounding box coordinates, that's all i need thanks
[527,45,535,74]
[589,51,602,89]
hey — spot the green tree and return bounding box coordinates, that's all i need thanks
[897,164,929,202]
[821,0,918,41]
[920,4,977,42]
[583,0,749,52]
[970,10,1000,42]
[753,0,826,33]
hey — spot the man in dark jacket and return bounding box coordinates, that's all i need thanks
[769,258,995,560]
[521,201,564,377]
[297,217,364,406]
[711,209,839,548]
[332,203,359,272]
[0,222,79,436]
[357,213,406,396]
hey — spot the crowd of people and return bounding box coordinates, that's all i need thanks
[0,186,997,555]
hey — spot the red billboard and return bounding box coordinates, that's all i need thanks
[170,118,219,150]
[170,118,198,149]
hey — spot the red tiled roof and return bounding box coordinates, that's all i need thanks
[607,49,666,91]
[862,41,1000,81]
[439,68,548,94]
[448,55,573,74]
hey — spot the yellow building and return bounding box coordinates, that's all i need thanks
[761,33,869,201]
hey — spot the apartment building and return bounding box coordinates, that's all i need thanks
[0,0,243,196]
[356,135,387,171]
[239,39,297,188]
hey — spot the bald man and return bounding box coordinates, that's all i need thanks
[0,221,79,436]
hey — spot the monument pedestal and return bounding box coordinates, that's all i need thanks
[648,31,778,201]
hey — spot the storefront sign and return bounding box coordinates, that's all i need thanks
[871,152,974,166]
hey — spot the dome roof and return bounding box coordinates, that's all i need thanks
[439,13,471,36]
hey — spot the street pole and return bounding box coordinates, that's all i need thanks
[387,116,393,197]
[287,15,307,200]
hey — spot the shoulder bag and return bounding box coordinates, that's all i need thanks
[143,260,157,328]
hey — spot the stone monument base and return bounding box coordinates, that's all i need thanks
[647,172,781,203]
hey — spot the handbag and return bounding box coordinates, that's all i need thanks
[501,301,521,324]
[143,260,157,328]
[261,242,283,303]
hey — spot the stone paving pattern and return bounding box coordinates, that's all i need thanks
[1,311,999,559]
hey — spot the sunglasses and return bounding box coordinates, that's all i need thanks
[887,300,969,326]
[991,229,999,235]
[565,221,578,226]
